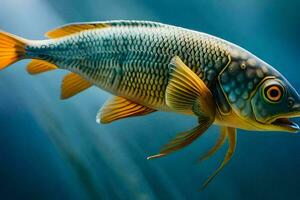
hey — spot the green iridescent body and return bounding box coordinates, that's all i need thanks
[23,20,300,131]
[26,21,233,112]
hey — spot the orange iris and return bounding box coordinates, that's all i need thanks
[266,85,282,102]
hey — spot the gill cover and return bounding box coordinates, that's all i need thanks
[218,56,272,119]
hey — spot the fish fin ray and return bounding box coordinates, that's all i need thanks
[147,56,216,159]
[200,127,237,190]
[147,117,212,159]
[27,59,57,75]
[166,56,215,117]
[197,126,227,163]
[46,20,165,39]
[46,23,110,39]
[0,31,26,70]
[61,73,92,99]
[97,96,156,124]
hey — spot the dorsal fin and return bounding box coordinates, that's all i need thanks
[61,73,92,99]
[46,23,110,39]
[45,20,165,39]
[97,96,156,124]
[27,59,57,75]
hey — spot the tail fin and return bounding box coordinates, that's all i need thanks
[0,31,26,70]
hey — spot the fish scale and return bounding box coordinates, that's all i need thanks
[26,21,231,109]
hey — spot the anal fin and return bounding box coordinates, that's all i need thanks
[61,73,92,99]
[27,59,57,75]
[97,96,156,124]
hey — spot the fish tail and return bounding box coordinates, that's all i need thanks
[0,30,27,70]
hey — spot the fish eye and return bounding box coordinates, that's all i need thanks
[263,84,284,103]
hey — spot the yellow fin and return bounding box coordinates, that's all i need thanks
[46,21,165,38]
[147,120,211,159]
[46,22,110,39]
[61,73,92,99]
[166,56,215,117]
[97,96,156,124]
[0,31,26,70]
[200,127,237,191]
[197,126,227,163]
[147,56,216,160]
[27,59,57,75]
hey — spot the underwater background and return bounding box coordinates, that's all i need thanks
[0,0,299,199]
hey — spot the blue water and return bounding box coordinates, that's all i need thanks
[0,0,300,199]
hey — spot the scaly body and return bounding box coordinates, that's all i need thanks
[26,21,231,112]
[1,20,299,189]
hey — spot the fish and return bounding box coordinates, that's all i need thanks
[1,20,299,189]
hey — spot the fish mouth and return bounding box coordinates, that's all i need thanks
[270,117,300,132]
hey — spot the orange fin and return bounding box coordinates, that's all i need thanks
[97,96,156,124]
[61,73,92,99]
[46,21,165,39]
[27,59,57,75]
[46,22,110,39]
[0,31,26,70]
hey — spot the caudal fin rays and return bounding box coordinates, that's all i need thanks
[0,31,26,70]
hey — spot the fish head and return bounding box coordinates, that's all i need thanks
[218,47,300,132]
[250,76,300,132]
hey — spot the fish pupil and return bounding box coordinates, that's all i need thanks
[270,89,279,98]
[264,85,283,102]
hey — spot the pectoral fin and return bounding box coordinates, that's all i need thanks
[165,56,215,117]
[61,73,92,99]
[97,96,156,124]
[147,56,216,159]
[200,127,237,190]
